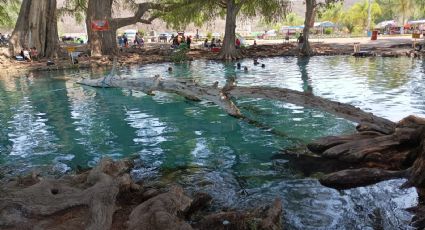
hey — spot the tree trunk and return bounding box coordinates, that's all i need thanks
[301,0,315,56]
[86,0,116,57]
[86,1,159,56]
[9,0,59,58]
[218,0,242,60]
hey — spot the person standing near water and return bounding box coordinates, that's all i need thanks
[297,33,304,51]
[186,36,192,49]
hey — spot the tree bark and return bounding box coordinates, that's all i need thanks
[301,0,315,56]
[218,0,242,60]
[86,0,115,57]
[86,1,160,56]
[9,0,59,58]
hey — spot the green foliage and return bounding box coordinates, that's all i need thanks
[159,0,291,30]
[60,0,88,24]
[375,0,425,22]
[318,2,343,24]
[0,0,20,28]
[342,0,382,32]
[324,28,333,34]
[284,13,303,26]
[170,44,189,63]
[206,31,212,40]
[138,29,145,37]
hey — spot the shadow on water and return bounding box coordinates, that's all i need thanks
[297,57,313,94]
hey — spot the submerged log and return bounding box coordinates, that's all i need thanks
[78,75,395,132]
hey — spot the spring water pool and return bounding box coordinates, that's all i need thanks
[0,56,424,229]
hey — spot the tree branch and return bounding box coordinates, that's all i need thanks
[111,2,164,29]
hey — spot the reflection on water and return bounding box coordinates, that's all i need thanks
[0,56,424,229]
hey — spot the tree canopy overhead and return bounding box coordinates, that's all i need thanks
[0,0,20,28]
[160,0,291,59]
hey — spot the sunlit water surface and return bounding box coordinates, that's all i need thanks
[0,56,424,229]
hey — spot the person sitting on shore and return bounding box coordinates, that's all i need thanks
[204,38,209,48]
[236,38,241,49]
[123,33,128,48]
[253,40,257,46]
[186,36,192,49]
[22,47,31,61]
[284,31,290,43]
[211,38,216,48]
[217,39,222,47]
[30,47,38,61]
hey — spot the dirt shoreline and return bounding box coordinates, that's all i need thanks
[0,38,420,75]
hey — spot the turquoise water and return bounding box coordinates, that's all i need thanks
[0,56,424,229]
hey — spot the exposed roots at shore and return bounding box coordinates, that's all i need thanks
[0,158,283,230]
[308,115,425,228]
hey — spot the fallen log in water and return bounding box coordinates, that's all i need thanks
[78,75,395,133]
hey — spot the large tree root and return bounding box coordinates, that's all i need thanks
[0,159,283,230]
[307,115,425,228]
[309,115,425,189]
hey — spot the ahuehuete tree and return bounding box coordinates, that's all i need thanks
[62,0,165,56]
[300,0,344,56]
[9,0,59,58]
[161,0,291,60]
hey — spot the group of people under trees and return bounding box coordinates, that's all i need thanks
[203,38,222,49]
[171,34,192,49]
[203,37,243,50]
[18,47,38,62]
[118,32,144,48]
